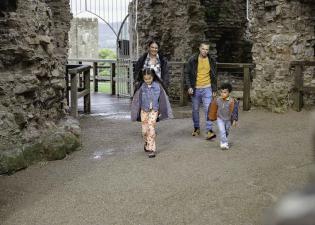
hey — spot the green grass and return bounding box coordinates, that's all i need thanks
[91,82,111,93]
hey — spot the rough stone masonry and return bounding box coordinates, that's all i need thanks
[249,0,315,112]
[0,0,80,174]
[130,0,314,111]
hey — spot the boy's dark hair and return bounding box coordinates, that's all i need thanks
[220,82,233,92]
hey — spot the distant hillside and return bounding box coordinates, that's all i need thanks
[98,22,122,52]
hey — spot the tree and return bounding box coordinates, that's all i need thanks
[98,48,116,76]
[99,48,116,59]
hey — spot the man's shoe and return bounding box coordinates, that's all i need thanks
[206,130,216,140]
[192,128,200,136]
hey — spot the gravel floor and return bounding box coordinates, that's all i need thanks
[0,107,314,225]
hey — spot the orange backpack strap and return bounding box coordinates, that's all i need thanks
[208,97,218,121]
[229,98,235,114]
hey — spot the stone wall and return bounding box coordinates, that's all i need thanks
[129,0,207,61]
[249,0,315,112]
[68,18,99,59]
[203,0,252,63]
[129,0,250,101]
[129,0,250,62]
[0,0,80,174]
[130,0,315,110]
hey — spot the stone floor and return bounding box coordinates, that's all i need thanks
[0,93,314,225]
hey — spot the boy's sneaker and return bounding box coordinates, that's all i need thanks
[220,142,229,150]
[206,130,216,140]
[192,128,200,136]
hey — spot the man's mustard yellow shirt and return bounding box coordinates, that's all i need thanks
[196,57,211,88]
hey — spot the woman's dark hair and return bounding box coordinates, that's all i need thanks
[220,82,233,92]
[147,39,160,49]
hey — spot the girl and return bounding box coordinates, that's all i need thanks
[131,68,173,158]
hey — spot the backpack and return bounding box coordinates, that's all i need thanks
[208,97,237,121]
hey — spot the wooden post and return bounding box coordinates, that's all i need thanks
[83,69,91,113]
[111,62,116,95]
[180,63,188,106]
[70,73,78,118]
[78,61,83,89]
[93,62,98,92]
[293,64,303,111]
[65,66,70,105]
[243,66,251,111]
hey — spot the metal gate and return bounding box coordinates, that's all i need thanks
[69,0,136,97]
[116,13,133,97]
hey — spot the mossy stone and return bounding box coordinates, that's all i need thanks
[42,132,67,161]
[0,149,27,174]
[22,142,44,163]
[63,132,81,154]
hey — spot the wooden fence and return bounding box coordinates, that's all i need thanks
[68,58,116,95]
[290,60,315,111]
[179,62,254,111]
[67,59,254,114]
[66,64,91,118]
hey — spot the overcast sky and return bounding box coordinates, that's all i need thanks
[70,0,132,23]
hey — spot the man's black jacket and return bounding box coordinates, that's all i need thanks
[184,53,217,92]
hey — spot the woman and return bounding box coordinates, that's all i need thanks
[134,39,169,91]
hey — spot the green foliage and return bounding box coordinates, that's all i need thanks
[98,48,116,77]
[99,48,116,59]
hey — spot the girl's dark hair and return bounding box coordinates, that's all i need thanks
[220,82,233,92]
[141,68,156,79]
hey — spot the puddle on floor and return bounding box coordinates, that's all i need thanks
[90,149,115,160]
[87,112,131,120]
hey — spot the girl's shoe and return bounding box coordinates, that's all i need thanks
[148,152,156,158]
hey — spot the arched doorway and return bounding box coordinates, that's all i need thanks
[69,0,135,97]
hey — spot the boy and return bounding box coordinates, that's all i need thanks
[208,82,239,150]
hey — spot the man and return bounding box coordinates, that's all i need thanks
[184,42,217,140]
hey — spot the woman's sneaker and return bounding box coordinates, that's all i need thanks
[220,142,229,150]
[192,128,200,136]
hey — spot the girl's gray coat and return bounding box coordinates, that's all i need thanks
[131,84,173,122]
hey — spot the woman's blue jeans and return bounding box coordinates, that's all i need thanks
[191,87,213,131]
